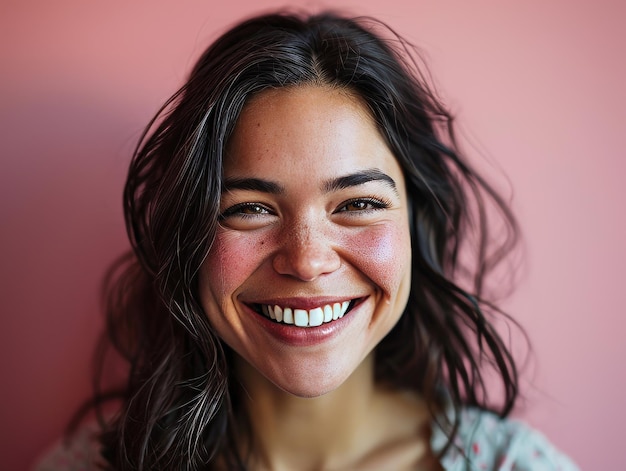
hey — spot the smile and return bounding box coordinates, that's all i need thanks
[253,300,358,327]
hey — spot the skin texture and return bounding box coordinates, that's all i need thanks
[198,85,412,398]
[200,85,440,470]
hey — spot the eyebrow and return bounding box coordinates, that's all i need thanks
[322,168,398,195]
[222,168,398,195]
[222,177,284,194]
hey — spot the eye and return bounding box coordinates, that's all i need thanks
[336,197,391,213]
[220,202,273,219]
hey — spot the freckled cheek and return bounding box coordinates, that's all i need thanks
[201,231,271,299]
[341,224,412,297]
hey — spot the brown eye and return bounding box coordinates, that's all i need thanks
[345,200,369,211]
[239,204,268,215]
[221,203,272,219]
[337,198,390,213]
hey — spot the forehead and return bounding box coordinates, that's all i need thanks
[224,85,403,181]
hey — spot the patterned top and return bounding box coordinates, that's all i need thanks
[432,408,579,470]
[34,408,579,470]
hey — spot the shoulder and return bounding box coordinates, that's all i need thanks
[32,422,105,471]
[431,407,580,471]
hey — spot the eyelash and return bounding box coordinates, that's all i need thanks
[220,197,391,220]
[335,197,392,213]
[220,202,273,219]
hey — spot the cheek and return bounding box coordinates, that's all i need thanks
[343,222,412,297]
[202,230,270,302]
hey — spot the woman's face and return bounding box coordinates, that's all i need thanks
[198,85,412,397]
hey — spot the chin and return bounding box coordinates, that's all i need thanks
[256,348,372,399]
[274,374,345,399]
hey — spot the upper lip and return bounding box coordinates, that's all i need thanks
[242,296,366,311]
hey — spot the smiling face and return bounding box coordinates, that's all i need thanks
[198,85,412,397]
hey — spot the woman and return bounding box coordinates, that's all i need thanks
[36,11,578,471]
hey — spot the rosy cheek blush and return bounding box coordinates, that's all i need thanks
[342,224,411,296]
[204,231,271,295]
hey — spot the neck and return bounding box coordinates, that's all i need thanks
[233,354,433,471]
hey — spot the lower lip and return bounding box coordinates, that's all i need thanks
[246,303,361,347]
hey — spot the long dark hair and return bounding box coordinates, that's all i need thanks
[94,11,521,470]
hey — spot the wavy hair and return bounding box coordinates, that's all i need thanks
[94,11,521,470]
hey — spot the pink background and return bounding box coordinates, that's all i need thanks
[1,1,623,469]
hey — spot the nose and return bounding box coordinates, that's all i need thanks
[272,219,341,281]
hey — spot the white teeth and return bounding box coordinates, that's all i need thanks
[333,303,341,320]
[323,305,333,322]
[309,307,323,327]
[259,301,354,327]
[274,305,283,322]
[341,301,349,317]
[283,307,293,325]
[294,309,308,327]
